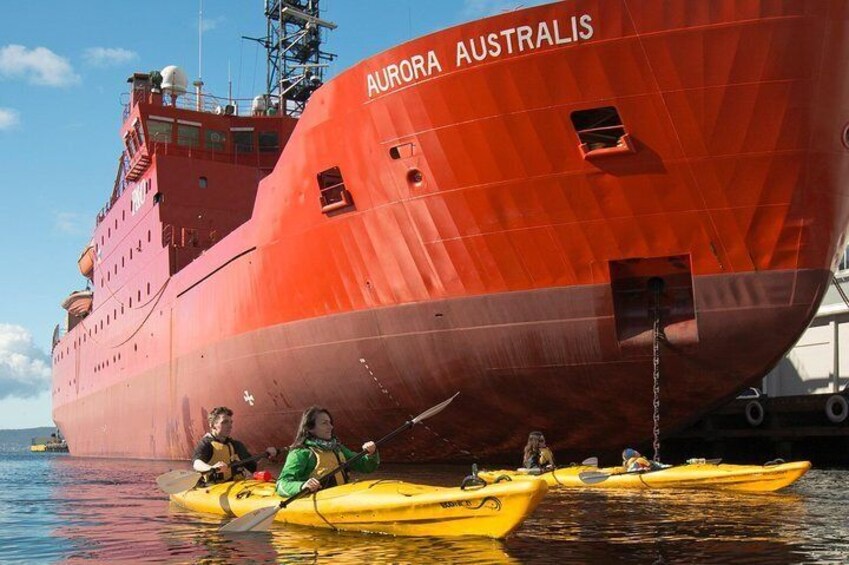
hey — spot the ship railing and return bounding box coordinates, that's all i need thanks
[146,141,281,168]
[162,224,220,249]
[95,154,130,225]
[121,90,281,118]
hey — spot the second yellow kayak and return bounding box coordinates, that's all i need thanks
[171,477,548,538]
[478,461,811,492]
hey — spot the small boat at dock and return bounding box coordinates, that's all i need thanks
[30,434,70,453]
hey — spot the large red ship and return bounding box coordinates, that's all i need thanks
[52,0,849,461]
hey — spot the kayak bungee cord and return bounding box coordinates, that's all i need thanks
[219,392,460,533]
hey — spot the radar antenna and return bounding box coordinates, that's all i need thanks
[246,1,337,117]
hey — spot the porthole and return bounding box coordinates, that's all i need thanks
[407,169,423,186]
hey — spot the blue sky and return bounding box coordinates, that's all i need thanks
[0,1,549,429]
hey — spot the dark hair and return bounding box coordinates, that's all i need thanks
[207,406,233,429]
[523,431,544,465]
[291,406,333,448]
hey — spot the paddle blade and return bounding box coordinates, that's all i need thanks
[156,470,201,494]
[411,392,459,425]
[581,457,599,467]
[219,504,280,533]
[578,471,611,485]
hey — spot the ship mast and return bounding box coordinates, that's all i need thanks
[249,1,337,117]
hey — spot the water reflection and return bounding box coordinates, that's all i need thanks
[506,488,813,564]
[167,507,518,565]
[0,454,841,564]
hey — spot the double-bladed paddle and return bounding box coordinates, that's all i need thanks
[219,392,460,533]
[578,458,722,485]
[156,451,275,495]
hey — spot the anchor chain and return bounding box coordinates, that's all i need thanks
[651,280,663,463]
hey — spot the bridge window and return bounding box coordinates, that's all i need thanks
[133,119,145,145]
[232,129,254,154]
[147,118,173,143]
[258,131,279,152]
[205,129,226,151]
[124,133,135,157]
[177,123,201,148]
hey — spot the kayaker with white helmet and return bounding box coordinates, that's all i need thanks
[276,406,380,496]
[621,448,653,472]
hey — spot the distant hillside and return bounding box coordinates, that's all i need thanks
[0,427,57,451]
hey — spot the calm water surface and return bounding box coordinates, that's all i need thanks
[0,451,846,564]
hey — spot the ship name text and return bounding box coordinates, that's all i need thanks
[367,12,594,98]
[131,179,150,215]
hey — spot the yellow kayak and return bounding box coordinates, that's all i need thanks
[478,466,596,488]
[478,461,811,492]
[171,478,548,538]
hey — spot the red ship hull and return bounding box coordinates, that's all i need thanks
[53,1,849,461]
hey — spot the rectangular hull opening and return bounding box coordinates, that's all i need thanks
[610,255,698,353]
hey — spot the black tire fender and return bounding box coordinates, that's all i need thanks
[825,394,848,424]
[745,400,765,427]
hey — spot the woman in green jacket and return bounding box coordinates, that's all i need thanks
[276,406,380,497]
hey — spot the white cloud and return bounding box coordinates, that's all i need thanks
[462,0,549,18]
[83,47,138,67]
[200,16,225,32]
[0,107,19,130]
[0,44,80,86]
[0,324,52,400]
[54,211,88,235]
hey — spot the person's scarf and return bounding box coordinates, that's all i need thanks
[309,436,340,452]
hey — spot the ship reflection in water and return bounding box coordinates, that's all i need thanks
[0,453,841,564]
